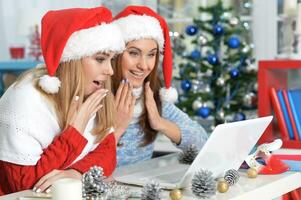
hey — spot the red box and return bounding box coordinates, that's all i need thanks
[258,60,301,148]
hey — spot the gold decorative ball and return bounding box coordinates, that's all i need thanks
[217,180,229,193]
[170,189,182,200]
[247,168,258,178]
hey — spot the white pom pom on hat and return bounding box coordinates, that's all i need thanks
[39,7,125,94]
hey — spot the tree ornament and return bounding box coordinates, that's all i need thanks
[190,50,201,60]
[233,112,246,121]
[229,17,239,26]
[242,45,250,53]
[185,25,198,36]
[224,169,240,186]
[229,68,239,78]
[216,109,225,121]
[192,99,203,111]
[141,181,162,200]
[243,22,250,30]
[247,168,258,178]
[82,166,108,199]
[204,84,211,93]
[178,144,199,164]
[213,24,224,35]
[170,189,182,200]
[191,169,216,199]
[216,77,225,86]
[217,180,229,193]
[243,92,255,107]
[197,106,211,118]
[198,35,208,45]
[228,36,241,49]
[181,80,192,91]
[207,54,219,65]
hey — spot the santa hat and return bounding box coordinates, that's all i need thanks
[114,6,178,103]
[39,6,125,94]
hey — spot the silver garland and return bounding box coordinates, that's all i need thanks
[224,169,240,186]
[141,181,162,200]
[82,166,108,199]
[178,144,199,164]
[191,169,216,199]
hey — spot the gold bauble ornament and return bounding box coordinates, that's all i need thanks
[247,168,258,178]
[170,189,182,200]
[217,180,229,193]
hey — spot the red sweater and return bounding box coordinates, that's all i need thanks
[0,126,116,196]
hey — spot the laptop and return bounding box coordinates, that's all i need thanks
[113,116,273,189]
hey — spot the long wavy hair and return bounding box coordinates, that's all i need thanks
[112,49,162,146]
[16,59,115,142]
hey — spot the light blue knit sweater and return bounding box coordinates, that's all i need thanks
[116,102,208,167]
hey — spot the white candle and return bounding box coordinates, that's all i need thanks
[52,178,82,200]
[296,3,301,34]
[284,0,298,17]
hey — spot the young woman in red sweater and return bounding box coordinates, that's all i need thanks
[0,6,124,195]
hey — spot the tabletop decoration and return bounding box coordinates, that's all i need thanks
[191,169,216,199]
[82,166,108,200]
[178,144,199,164]
[169,188,182,200]
[141,180,162,200]
[224,169,240,186]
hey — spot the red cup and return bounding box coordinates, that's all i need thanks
[9,47,25,59]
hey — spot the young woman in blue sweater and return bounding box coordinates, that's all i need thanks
[112,6,208,167]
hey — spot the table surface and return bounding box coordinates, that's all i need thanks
[1,153,300,200]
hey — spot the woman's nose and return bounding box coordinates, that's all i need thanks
[104,62,114,76]
[138,57,148,70]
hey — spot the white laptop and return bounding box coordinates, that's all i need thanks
[113,116,273,189]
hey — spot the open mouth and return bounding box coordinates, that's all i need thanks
[130,70,144,78]
[93,80,104,88]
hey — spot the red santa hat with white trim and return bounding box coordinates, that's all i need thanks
[38,6,125,94]
[114,5,178,103]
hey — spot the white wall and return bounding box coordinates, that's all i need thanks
[0,0,101,60]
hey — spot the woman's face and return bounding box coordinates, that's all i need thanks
[121,39,158,88]
[82,52,115,96]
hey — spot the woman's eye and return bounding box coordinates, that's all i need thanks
[96,57,105,63]
[148,53,156,57]
[129,51,139,56]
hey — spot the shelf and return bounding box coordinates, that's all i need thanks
[258,60,301,149]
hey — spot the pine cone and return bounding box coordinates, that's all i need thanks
[141,181,162,200]
[82,166,108,199]
[224,169,240,186]
[191,169,216,199]
[178,144,199,164]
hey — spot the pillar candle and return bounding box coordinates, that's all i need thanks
[52,178,82,200]
[284,0,298,17]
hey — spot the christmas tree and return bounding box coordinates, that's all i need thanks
[28,25,42,61]
[175,0,257,131]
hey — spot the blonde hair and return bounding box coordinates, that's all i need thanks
[16,59,114,141]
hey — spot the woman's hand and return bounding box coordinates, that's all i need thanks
[145,82,181,144]
[114,80,136,141]
[70,89,108,134]
[33,169,82,193]
[144,82,163,131]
